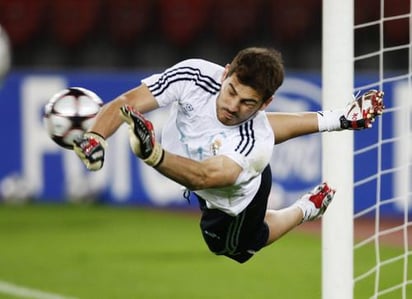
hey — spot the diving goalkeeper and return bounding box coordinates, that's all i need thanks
[73,47,384,263]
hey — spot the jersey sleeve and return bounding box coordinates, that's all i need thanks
[220,114,274,184]
[141,59,222,108]
[223,142,273,186]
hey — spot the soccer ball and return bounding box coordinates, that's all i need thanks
[43,87,103,150]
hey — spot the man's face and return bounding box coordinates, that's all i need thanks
[216,73,270,126]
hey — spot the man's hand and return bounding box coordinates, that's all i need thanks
[120,105,164,167]
[340,89,384,130]
[73,132,107,171]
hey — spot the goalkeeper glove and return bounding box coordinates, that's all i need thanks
[318,89,384,131]
[294,182,336,223]
[73,132,107,171]
[119,105,164,168]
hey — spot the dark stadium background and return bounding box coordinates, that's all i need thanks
[0,0,408,71]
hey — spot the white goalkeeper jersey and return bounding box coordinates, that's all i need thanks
[142,59,274,216]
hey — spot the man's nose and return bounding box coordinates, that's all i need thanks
[227,99,240,112]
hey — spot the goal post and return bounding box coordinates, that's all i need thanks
[322,0,354,298]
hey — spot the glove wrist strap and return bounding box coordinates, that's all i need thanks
[144,143,164,167]
[317,110,344,132]
[84,132,108,148]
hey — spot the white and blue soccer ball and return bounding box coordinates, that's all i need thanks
[43,87,103,150]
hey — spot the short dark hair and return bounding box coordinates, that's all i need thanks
[227,47,284,101]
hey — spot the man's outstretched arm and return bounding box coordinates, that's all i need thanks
[267,89,384,144]
[72,84,159,171]
[119,104,242,191]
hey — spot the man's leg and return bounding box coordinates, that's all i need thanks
[264,182,336,246]
[264,207,303,245]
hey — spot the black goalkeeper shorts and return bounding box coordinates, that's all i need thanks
[195,165,272,263]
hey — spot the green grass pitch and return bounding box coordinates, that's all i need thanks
[0,204,406,299]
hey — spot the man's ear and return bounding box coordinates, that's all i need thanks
[260,96,273,110]
[221,64,230,82]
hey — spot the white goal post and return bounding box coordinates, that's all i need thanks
[322,0,354,299]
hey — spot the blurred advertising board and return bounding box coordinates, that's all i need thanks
[0,71,409,217]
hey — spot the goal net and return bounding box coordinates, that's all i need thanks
[323,0,412,298]
[353,0,412,298]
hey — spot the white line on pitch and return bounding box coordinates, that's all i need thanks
[0,280,78,299]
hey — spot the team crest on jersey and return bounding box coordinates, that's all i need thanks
[182,103,194,114]
[211,139,222,156]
